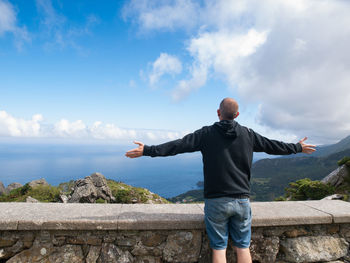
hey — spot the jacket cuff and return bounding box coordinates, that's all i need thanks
[143,145,151,156]
[296,143,303,153]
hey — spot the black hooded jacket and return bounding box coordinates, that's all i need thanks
[143,120,302,198]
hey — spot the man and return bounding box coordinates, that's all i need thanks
[125,98,316,263]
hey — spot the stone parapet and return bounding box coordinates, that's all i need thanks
[1,200,350,262]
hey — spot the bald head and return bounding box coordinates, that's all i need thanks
[219,98,239,120]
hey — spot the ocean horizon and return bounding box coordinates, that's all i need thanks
[0,142,267,198]
[0,143,204,198]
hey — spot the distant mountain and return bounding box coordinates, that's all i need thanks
[251,148,350,200]
[312,135,350,157]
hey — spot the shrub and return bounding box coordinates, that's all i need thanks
[29,185,60,202]
[96,198,106,204]
[284,178,335,201]
[338,156,350,166]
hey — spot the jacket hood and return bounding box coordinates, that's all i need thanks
[214,120,239,138]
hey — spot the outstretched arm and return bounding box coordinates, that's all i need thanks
[252,129,316,155]
[125,129,203,158]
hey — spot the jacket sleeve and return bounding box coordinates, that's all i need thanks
[250,129,302,155]
[143,128,203,157]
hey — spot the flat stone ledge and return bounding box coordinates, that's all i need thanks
[0,201,349,230]
[300,200,350,223]
[251,201,332,227]
[118,204,204,230]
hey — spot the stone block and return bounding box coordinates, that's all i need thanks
[163,231,202,262]
[97,243,133,263]
[250,236,279,262]
[47,244,84,263]
[86,246,101,263]
[140,231,167,247]
[284,228,308,238]
[279,236,348,262]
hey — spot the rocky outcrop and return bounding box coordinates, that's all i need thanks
[25,196,39,203]
[28,178,49,188]
[322,164,349,188]
[68,173,115,203]
[0,181,6,195]
[6,183,23,193]
[322,194,344,200]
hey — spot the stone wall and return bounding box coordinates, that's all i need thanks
[1,200,350,263]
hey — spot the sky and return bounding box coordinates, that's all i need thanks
[1,0,350,145]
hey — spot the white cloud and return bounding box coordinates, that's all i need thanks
[172,29,267,101]
[149,53,182,87]
[0,0,30,49]
[0,110,186,143]
[0,111,43,137]
[126,0,350,143]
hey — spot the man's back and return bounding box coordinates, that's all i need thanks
[143,119,302,199]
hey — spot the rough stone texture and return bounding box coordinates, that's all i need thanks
[284,228,309,238]
[28,178,49,188]
[250,236,280,262]
[1,202,350,263]
[59,194,69,203]
[163,231,201,262]
[47,244,84,263]
[0,181,6,195]
[6,182,23,192]
[69,173,115,203]
[26,196,39,203]
[140,232,167,247]
[280,236,348,262]
[135,256,162,263]
[97,243,134,263]
[322,164,349,187]
[5,242,55,263]
[86,245,101,263]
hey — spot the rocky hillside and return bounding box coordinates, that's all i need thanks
[0,173,169,204]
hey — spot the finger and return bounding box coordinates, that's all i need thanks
[134,141,143,146]
[304,144,316,148]
[299,137,307,143]
[126,149,138,154]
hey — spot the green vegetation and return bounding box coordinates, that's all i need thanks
[282,178,335,201]
[0,178,170,204]
[251,148,350,201]
[107,179,170,204]
[168,189,204,203]
[0,184,60,202]
[338,156,350,167]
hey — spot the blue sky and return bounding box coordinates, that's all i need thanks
[1,0,350,145]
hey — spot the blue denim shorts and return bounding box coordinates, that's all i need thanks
[204,197,252,250]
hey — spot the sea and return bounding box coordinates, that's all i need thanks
[0,143,203,198]
[0,142,267,198]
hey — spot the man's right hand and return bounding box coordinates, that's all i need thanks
[299,137,316,154]
[125,141,144,158]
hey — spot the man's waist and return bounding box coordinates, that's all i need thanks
[205,193,250,199]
